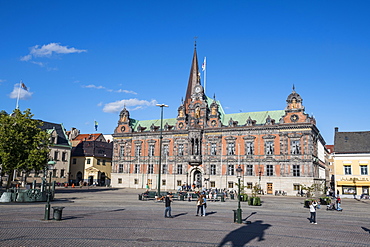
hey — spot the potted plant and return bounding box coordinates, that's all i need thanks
[248,183,261,206]
[319,196,331,205]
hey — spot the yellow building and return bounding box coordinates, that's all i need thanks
[333,128,370,198]
[70,134,113,186]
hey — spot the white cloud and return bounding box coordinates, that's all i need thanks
[9,83,33,100]
[82,84,137,94]
[115,89,137,94]
[82,84,106,89]
[20,43,86,63]
[103,98,158,113]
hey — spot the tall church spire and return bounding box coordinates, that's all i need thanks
[184,45,200,112]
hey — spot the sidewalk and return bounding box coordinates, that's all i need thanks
[0,187,369,246]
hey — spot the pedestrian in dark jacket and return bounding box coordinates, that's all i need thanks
[164,193,173,218]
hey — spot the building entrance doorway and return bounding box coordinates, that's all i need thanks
[193,170,202,188]
[267,183,273,194]
[88,176,93,186]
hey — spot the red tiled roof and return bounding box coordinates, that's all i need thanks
[73,133,102,142]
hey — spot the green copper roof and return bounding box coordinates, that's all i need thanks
[131,108,285,131]
[222,110,285,125]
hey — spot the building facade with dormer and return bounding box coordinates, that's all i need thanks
[26,121,72,185]
[332,128,370,198]
[70,133,113,186]
[111,46,328,195]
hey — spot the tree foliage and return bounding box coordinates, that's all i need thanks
[0,109,50,187]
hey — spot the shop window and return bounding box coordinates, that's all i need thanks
[118,178,122,184]
[177,180,182,186]
[210,181,215,187]
[342,186,356,194]
[134,179,138,185]
[162,179,166,186]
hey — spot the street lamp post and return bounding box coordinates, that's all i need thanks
[156,104,168,197]
[236,165,243,224]
[44,161,56,220]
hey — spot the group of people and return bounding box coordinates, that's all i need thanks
[163,191,208,218]
[309,196,343,224]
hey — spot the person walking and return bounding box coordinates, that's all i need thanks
[196,196,203,216]
[309,200,318,224]
[164,193,173,218]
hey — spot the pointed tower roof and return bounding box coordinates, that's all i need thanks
[184,46,200,112]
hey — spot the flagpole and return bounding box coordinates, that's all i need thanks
[203,57,207,94]
[16,80,22,109]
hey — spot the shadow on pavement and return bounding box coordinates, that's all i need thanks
[56,188,119,194]
[63,208,125,220]
[173,212,188,218]
[206,211,217,216]
[361,227,370,234]
[218,220,271,247]
[243,212,256,222]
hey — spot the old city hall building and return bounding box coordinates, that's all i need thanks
[111,47,328,195]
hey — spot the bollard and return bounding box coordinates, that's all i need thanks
[52,206,65,221]
[232,210,237,223]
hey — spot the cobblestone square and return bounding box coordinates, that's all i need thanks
[1,188,369,246]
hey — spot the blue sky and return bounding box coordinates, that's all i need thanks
[1,1,370,145]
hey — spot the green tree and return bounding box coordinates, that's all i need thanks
[0,109,50,189]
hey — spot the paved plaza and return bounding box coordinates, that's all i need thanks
[0,187,370,246]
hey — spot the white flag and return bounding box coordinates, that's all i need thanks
[202,57,206,71]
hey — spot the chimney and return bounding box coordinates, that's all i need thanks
[334,127,339,133]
